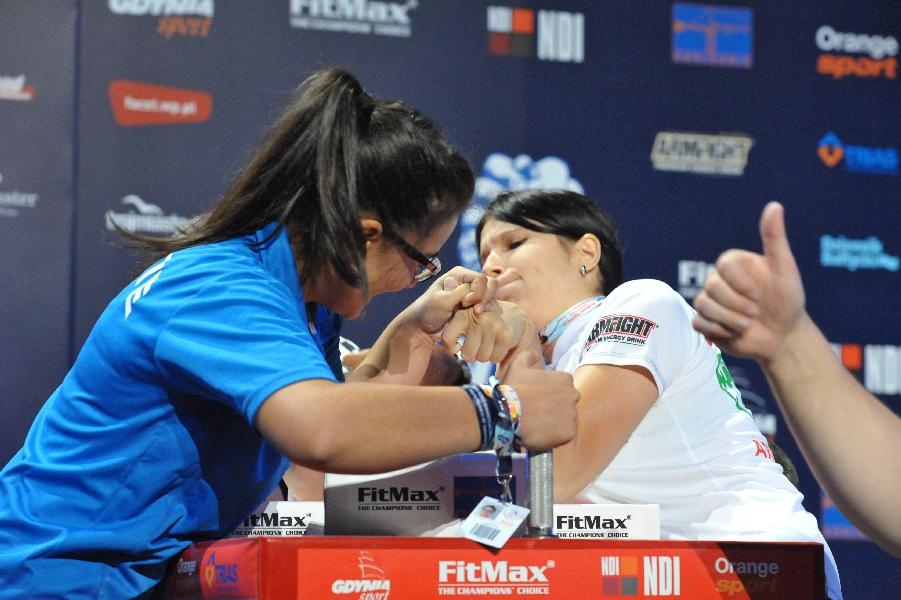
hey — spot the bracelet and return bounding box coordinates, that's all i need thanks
[463,383,496,451]
[491,383,522,451]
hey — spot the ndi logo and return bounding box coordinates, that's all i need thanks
[487,6,584,62]
[457,153,583,270]
[833,343,901,395]
[817,132,899,175]
[600,555,681,596]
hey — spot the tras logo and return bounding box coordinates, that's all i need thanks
[198,549,245,597]
[671,3,753,69]
[486,6,584,63]
[816,25,898,80]
[456,153,583,270]
[600,555,681,596]
[108,0,213,38]
[817,132,898,175]
[0,74,35,102]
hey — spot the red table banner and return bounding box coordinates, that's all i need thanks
[162,537,825,599]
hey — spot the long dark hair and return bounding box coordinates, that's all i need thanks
[475,189,623,294]
[119,68,474,292]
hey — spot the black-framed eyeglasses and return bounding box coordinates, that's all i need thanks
[382,228,442,282]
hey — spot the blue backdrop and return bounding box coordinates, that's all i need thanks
[1,1,898,596]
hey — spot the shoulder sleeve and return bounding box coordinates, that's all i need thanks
[154,269,336,425]
[578,279,694,393]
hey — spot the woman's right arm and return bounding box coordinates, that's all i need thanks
[254,350,579,474]
[692,201,901,556]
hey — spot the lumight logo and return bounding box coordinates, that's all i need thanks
[108,80,212,126]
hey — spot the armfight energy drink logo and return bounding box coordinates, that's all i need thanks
[815,25,897,79]
[651,131,753,176]
[0,74,35,101]
[486,6,584,63]
[108,0,213,38]
[108,80,212,126]
[584,314,658,349]
[671,3,753,69]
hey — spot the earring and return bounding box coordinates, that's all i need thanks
[579,265,588,278]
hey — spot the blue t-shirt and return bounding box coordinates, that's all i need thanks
[0,224,339,598]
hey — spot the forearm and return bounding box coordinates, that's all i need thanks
[763,314,901,555]
[258,380,480,474]
[348,307,436,384]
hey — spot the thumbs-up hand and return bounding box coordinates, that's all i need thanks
[692,202,807,364]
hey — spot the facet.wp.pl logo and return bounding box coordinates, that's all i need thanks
[456,153,583,270]
[817,132,898,175]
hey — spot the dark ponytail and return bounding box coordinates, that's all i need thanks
[117,68,474,292]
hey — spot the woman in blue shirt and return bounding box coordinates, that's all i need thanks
[0,69,578,598]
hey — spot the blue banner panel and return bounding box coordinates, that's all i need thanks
[0,1,76,465]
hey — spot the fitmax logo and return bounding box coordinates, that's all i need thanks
[438,560,553,583]
[241,512,311,527]
[557,515,628,530]
[357,486,440,502]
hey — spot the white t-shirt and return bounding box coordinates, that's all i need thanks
[550,280,842,599]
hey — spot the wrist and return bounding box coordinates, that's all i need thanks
[761,312,824,376]
[462,382,522,452]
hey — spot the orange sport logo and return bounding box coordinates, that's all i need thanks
[815,25,898,79]
[108,80,212,126]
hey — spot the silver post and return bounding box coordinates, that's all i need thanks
[525,449,555,537]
